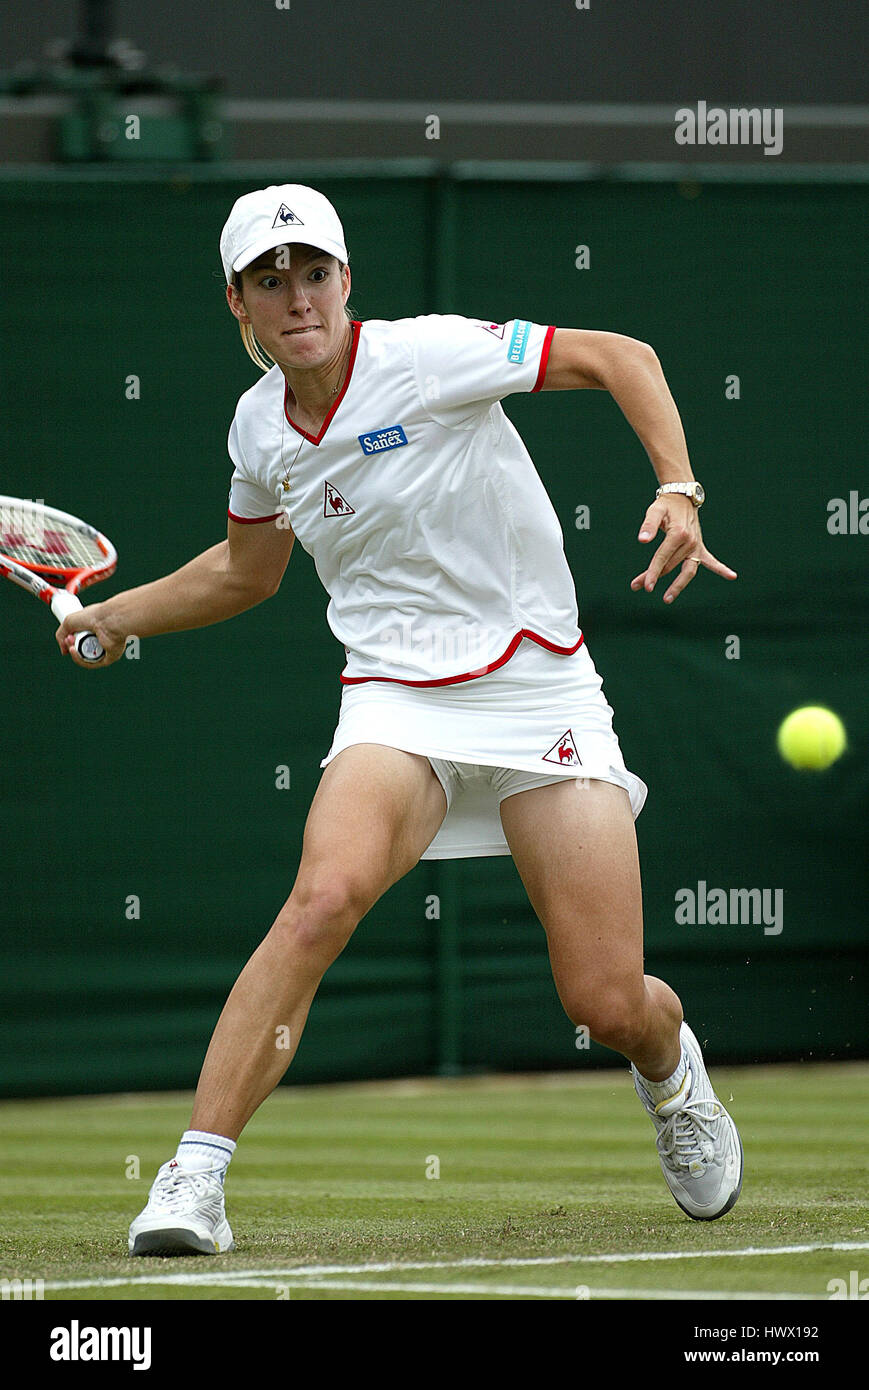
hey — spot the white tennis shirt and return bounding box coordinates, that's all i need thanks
[227,314,584,685]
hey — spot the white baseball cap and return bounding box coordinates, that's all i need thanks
[219,183,348,283]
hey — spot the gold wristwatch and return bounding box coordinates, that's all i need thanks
[656,481,705,508]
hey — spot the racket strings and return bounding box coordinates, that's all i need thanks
[0,507,105,574]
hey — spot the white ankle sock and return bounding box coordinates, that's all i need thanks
[175,1129,236,1172]
[640,1050,688,1104]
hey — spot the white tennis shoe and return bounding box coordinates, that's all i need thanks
[128,1158,235,1256]
[633,1022,744,1221]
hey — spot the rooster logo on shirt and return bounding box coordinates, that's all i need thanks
[324,482,355,516]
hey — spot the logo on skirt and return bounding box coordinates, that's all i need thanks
[542,729,581,766]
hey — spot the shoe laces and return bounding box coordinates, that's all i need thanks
[656,1098,721,1172]
[153,1166,214,1212]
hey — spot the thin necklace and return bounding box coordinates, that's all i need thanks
[279,328,353,496]
[279,426,305,497]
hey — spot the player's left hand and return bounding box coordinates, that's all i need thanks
[630,495,737,604]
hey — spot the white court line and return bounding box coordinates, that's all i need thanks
[267,1282,824,1300]
[36,1240,869,1293]
[156,1280,823,1301]
[33,1277,825,1301]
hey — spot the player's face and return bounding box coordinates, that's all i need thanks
[229,244,351,369]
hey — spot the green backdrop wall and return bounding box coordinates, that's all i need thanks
[0,163,865,1095]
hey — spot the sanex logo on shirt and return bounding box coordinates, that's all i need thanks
[358,425,408,455]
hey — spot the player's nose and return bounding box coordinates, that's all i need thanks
[285,277,313,313]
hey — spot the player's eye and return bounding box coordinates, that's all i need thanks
[310,267,328,282]
[259,275,282,289]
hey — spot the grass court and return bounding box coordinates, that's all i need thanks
[1,1062,866,1302]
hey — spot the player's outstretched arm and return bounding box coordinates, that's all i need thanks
[540,328,737,603]
[56,516,294,667]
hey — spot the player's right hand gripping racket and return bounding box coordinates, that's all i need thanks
[0,495,117,662]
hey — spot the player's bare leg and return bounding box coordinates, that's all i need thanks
[190,744,448,1138]
[499,777,743,1220]
[129,744,447,1254]
[499,778,682,1075]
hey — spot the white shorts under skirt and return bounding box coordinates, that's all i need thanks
[320,635,648,860]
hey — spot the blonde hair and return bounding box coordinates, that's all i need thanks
[231,260,353,374]
[237,316,274,374]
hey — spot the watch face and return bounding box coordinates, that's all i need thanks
[694,484,705,504]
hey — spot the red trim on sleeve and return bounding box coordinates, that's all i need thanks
[284,320,362,445]
[531,325,556,392]
[227,510,281,524]
[339,628,584,686]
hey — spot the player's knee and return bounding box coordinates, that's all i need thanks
[275,878,369,963]
[568,986,648,1056]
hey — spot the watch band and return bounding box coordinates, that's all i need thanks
[656,481,705,507]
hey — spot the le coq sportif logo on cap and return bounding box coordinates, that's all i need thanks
[272,204,304,229]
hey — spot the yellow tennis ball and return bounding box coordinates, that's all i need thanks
[777,706,847,770]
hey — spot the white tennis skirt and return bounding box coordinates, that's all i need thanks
[320,635,648,860]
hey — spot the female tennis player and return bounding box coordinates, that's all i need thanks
[57,183,743,1254]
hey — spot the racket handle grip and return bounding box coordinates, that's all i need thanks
[50,591,105,663]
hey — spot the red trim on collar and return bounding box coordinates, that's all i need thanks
[283,320,362,445]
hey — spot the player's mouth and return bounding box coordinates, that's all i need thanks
[283,326,320,335]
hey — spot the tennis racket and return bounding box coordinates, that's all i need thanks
[0,495,117,662]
